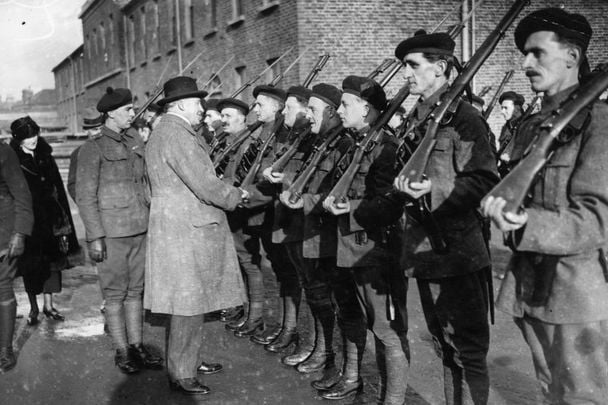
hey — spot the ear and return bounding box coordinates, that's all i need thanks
[434,60,447,77]
[565,46,580,69]
[362,103,370,118]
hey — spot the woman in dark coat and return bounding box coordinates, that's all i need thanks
[10,116,77,325]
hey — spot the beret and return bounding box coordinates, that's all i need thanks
[217,97,249,116]
[286,86,312,103]
[499,91,525,106]
[10,116,40,141]
[514,8,592,53]
[470,94,485,107]
[82,107,104,129]
[253,85,286,103]
[395,29,455,61]
[157,76,208,106]
[97,87,132,113]
[396,106,406,115]
[205,98,221,112]
[310,83,342,109]
[342,75,387,112]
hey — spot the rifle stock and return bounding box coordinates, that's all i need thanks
[483,69,514,119]
[485,66,608,213]
[213,122,262,172]
[398,0,528,183]
[239,117,284,187]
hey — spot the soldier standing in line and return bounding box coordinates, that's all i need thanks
[322,76,409,404]
[496,90,525,177]
[483,9,608,404]
[393,31,499,404]
[0,142,33,373]
[76,87,162,374]
[279,83,362,388]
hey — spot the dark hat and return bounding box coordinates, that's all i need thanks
[514,8,592,53]
[97,87,133,113]
[205,98,221,112]
[10,116,40,141]
[131,117,149,130]
[286,86,312,103]
[342,75,387,111]
[310,83,342,109]
[396,106,406,115]
[470,94,485,107]
[395,29,455,61]
[499,91,525,106]
[252,85,286,103]
[83,107,104,129]
[217,97,249,116]
[157,76,208,106]
[147,102,162,113]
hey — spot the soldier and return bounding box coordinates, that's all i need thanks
[496,91,525,176]
[387,105,405,132]
[393,30,499,404]
[145,77,248,395]
[321,76,409,404]
[279,83,360,386]
[483,9,608,404]
[76,87,162,374]
[0,142,33,373]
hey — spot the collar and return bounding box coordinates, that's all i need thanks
[164,112,196,135]
[101,125,124,142]
[541,84,579,114]
[414,83,449,121]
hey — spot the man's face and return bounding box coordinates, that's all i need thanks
[403,52,440,98]
[388,113,404,130]
[253,94,280,123]
[500,100,516,120]
[306,97,330,135]
[221,107,246,135]
[109,103,134,130]
[180,97,204,126]
[144,109,160,129]
[86,127,102,138]
[282,96,308,128]
[337,93,367,130]
[20,134,38,151]
[522,31,573,96]
[204,109,222,131]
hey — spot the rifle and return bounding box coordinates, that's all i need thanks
[443,0,485,38]
[368,59,397,80]
[478,85,492,98]
[397,0,528,184]
[484,65,608,214]
[269,54,332,173]
[132,50,204,121]
[201,55,235,90]
[483,70,514,119]
[230,46,294,99]
[497,93,541,160]
[238,117,284,187]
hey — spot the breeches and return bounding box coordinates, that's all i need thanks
[0,257,17,302]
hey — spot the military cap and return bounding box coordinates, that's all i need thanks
[217,97,249,116]
[97,87,133,113]
[252,85,286,103]
[205,98,221,112]
[395,29,455,61]
[514,8,592,53]
[10,116,40,141]
[396,106,406,115]
[470,94,485,107]
[157,76,208,106]
[499,91,525,106]
[342,75,387,112]
[310,83,342,109]
[286,86,312,103]
[82,107,104,129]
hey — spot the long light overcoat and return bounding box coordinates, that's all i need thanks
[144,113,244,316]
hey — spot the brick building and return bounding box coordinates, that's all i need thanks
[53,0,608,133]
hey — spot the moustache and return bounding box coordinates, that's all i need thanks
[525,70,539,77]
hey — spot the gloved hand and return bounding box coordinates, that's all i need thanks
[58,235,69,254]
[88,238,107,263]
[7,232,26,259]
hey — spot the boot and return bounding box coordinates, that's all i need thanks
[250,323,281,345]
[320,334,364,400]
[281,302,315,366]
[311,364,342,390]
[265,327,297,353]
[234,302,263,338]
[220,305,244,322]
[296,312,335,373]
[0,300,17,373]
[225,312,247,331]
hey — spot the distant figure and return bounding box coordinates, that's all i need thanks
[132,117,152,143]
[496,90,525,177]
[387,105,406,132]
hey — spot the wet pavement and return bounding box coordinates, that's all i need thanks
[1,219,543,404]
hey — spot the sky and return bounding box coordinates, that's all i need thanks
[0,0,85,101]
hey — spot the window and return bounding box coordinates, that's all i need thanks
[128,15,135,66]
[99,22,107,63]
[167,0,177,47]
[208,0,217,29]
[231,0,243,19]
[85,34,90,60]
[259,0,280,12]
[264,57,281,84]
[183,0,194,42]
[152,1,160,54]
[235,66,247,100]
[108,15,114,46]
[92,29,98,56]
[140,6,147,60]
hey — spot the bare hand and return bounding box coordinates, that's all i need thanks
[481,196,528,232]
[393,175,432,199]
[322,196,350,216]
[279,190,303,209]
[88,238,107,263]
[7,232,26,259]
[262,167,285,184]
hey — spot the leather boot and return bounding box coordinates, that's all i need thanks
[296,313,334,373]
[250,323,281,345]
[265,327,297,352]
[320,334,363,399]
[225,312,247,331]
[319,376,363,400]
[220,305,244,322]
[130,343,163,370]
[234,317,263,337]
[232,302,262,335]
[114,347,140,374]
[281,304,315,366]
[311,364,341,390]
[0,299,17,373]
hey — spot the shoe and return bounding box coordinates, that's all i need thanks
[297,352,334,374]
[311,366,341,391]
[250,325,281,345]
[43,307,65,321]
[197,361,223,375]
[114,348,140,374]
[234,318,263,338]
[319,377,363,400]
[0,347,16,373]
[265,328,297,353]
[220,306,244,323]
[130,344,163,369]
[225,314,247,332]
[281,347,313,366]
[168,378,210,395]
[26,309,39,326]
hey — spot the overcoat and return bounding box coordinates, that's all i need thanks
[144,113,245,316]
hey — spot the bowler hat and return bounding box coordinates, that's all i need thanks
[157,76,208,106]
[83,107,104,129]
